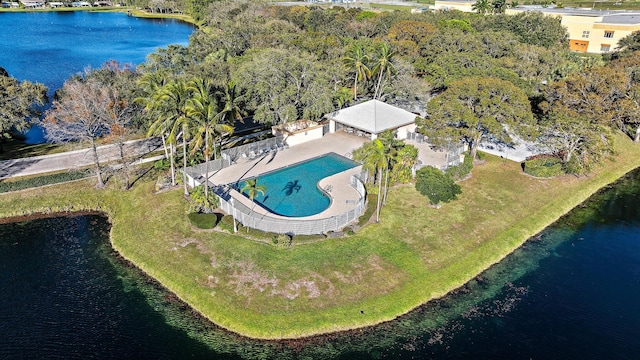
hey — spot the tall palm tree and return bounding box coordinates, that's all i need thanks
[216,80,246,131]
[137,71,177,185]
[240,178,266,232]
[372,43,395,100]
[186,78,234,202]
[354,139,387,222]
[146,78,192,195]
[472,0,491,14]
[378,132,400,206]
[343,44,371,101]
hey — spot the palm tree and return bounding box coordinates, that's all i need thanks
[146,78,192,195]
[216,80,246,131]
[186,78,234,202]
[240,178,266,232]
[372,43,395,100]
[334,87,352,109]
[378,131,401,206]
[137,71,177,185]
[491,0,507,13]
[353,139,387,222]
[472,0,491,14]
[343,44,371,101]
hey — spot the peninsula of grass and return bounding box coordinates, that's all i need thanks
[1,132,639,340]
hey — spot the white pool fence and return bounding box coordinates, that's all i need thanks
[215,171,367,235]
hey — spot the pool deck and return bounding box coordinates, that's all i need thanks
[207,132,367,219]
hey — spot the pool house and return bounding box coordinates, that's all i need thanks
[325,100,419,140]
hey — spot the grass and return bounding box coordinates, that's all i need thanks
[0,136,62,160]
[1,132,639,339]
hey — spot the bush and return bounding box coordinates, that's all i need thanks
[188,185,219,213]
[523,155,565,178]
[271,233,292,247]
[415,166,461,205]
[217,215,237,233]
[154,158,171,171]
[0,170,91,193]
[187,212,220,229]
[445,152,473,181]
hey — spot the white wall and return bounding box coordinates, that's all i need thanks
[280,125,324,147]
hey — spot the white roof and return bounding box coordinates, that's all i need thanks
[327,100,417,134]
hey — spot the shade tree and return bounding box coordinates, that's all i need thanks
[415,166,461,206]
[419,76,535,159]
[536,110,614,174]
[43,77,124,187]
[232,48,334,125]
[0,71,47,150]
[608,52,640,141]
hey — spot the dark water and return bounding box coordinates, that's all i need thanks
[1,169,639,359]
[0,11,193,143]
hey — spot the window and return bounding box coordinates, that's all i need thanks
[605,31,614,38]
[601,44,611,52]
[582,30,590,38]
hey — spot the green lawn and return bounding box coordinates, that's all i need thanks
[1,133,639,339]
[0,136,61,160]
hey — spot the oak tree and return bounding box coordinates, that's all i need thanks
[419,77,535,159]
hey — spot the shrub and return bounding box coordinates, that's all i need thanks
[415,166,461,205]
[218,215,237,233]
[0,170,91,193]
[523,155,565,178]
[187,212,219,229]
[154,158,171,171]
[188,185,219,213]
[271,233,292,247]
[445,152,473,181]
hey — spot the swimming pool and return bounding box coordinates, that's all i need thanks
[237,153,358,217]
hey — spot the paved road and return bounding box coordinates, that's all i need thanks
[0,138,163,180]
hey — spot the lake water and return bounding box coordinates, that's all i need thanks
[0,11,194,143]
[2,168,639,359]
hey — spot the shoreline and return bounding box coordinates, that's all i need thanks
[0,7,198,26]
[1,136,640,339]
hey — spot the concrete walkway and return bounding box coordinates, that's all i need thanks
[0,138,163,180]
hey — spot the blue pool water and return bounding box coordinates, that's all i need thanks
[237,153,358,217]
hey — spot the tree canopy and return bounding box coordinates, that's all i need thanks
[0,72,47,143]
[415,166,461,205]
[419,77,535,159]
